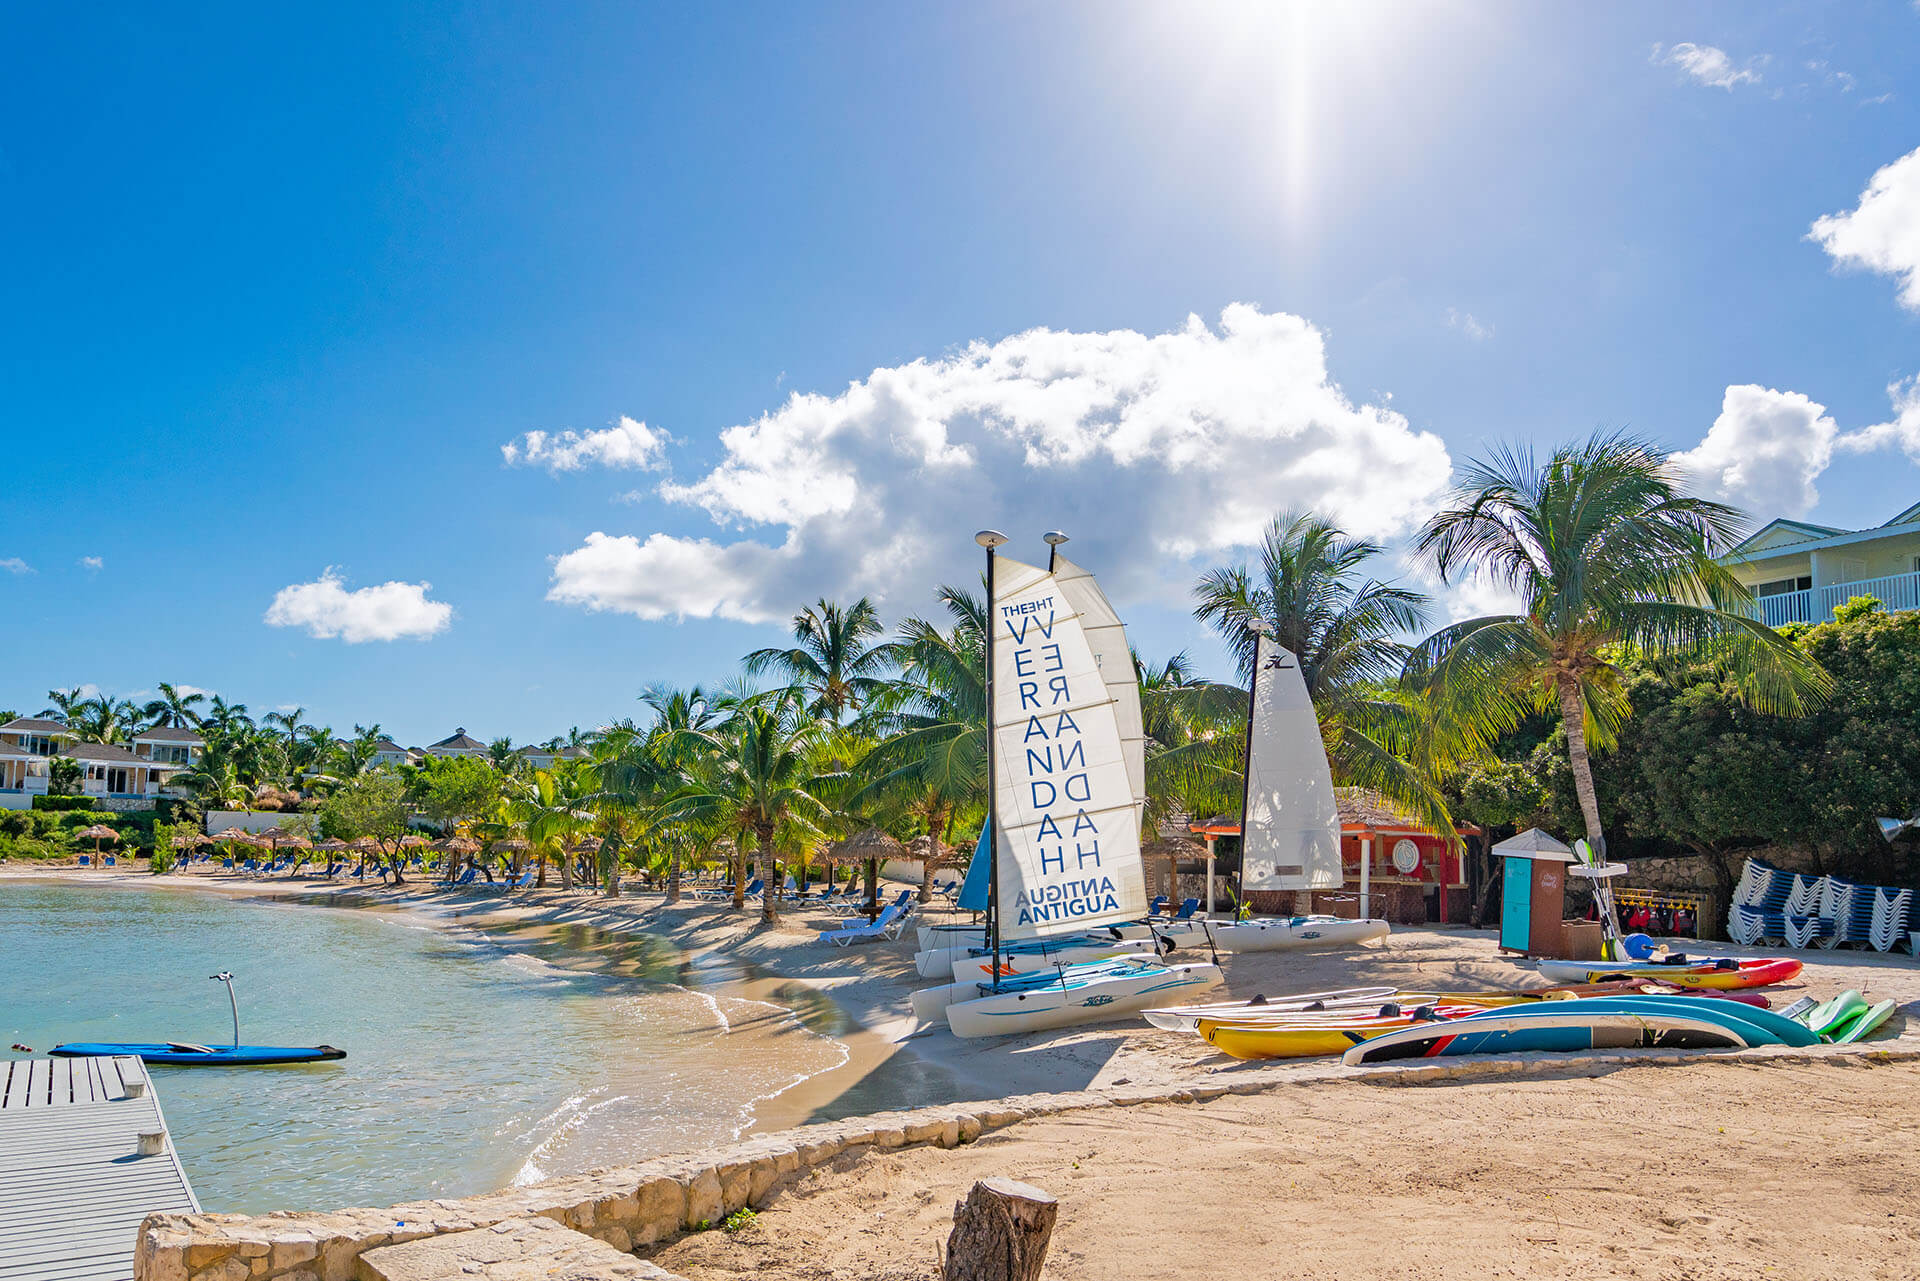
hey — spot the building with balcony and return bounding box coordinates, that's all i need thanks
[0,718,186,809]
[130,724,204,767]
[1722,501,1920,627]
[423,728,489,759]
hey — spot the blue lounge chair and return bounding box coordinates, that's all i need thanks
[103,855,116,867]
[818,899,914,946]
[450,866,478,887]
[77,855,91,867]
[506,870,535,891]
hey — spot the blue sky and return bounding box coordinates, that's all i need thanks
[4,1,1918,744]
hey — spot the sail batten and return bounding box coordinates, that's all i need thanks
[1239,635,1343,891]
[990,554,1147,940]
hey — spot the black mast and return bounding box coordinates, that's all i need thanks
[975,529,1008,986]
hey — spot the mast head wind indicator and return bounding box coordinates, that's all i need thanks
[975,529,1008,549]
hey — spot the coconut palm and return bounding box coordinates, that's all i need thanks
[1135,651,1245,828]
[39,687,87,723]
[502,767,595,889]
[264,707,306,755]
[744,597,892,721]
[856,586,989,900]
[659,695,831,922]
[66,695,142,745]
[143,683,207,729]
[204,696,252,733]
[1194,511,1454,834]
[1407,431,1831,853]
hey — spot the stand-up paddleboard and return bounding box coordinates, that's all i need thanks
[1342,1011,1748,1064]
[1202,1004,1497,1060]
[50,1042,346,1066]
[1141,987,1399,1031]
[1799,990,1867,1038]
[51,970,347,1067]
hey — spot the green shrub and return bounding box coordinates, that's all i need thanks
[32,795,99,812]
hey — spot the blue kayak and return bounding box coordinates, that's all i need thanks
[50,1042,346,1066]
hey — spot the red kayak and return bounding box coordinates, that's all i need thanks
[1537,957,1803,990]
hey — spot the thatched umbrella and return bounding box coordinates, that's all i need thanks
[217,828,262,847]
[253,825,309,859]
[837,828,906,921]
[76,823,118,857]
[490,837,530,876]
[1143,836,1205,901]
[397,833,429,849]
[170,831,211,849]
[431,835,482,880]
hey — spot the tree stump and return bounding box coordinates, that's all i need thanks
[943,1177,1057,1281]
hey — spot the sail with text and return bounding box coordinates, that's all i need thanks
[990,556,1148,940]
[1239,633,1343,891]
[1048,553,1146,810]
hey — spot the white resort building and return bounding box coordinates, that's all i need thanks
[1724,501,1920,627]
[423,728,490,759]
[130,724,204,767]
[0,717,186,810]
[517,744,588,770]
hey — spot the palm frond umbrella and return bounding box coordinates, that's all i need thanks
[218,828,262,847]
[169,832,211,849]
[253,825,307,859]
[76,824,118,856]
[1142,836,1204,902]
[491,836,531,876]
[312,838,348,853]
[837,827,906,921]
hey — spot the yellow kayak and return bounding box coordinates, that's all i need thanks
[1201,1004,1495,1060]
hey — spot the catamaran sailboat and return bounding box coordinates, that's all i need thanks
[935,531,1220,1039]
[1196,624,1391,954]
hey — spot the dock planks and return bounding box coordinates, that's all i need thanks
[0,1056,199,1281]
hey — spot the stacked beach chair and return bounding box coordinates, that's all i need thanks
[1727,857,1918,953]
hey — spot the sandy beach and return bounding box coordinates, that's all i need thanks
[14,864,1920,1278]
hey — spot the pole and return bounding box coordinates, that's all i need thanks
[976,530,1008,988]
[1359,833,1372,921]
[1233,623,1268,919]
[1204,835,1216,918]
[211,971,238,1047]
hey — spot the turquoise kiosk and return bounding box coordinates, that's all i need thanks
[1493,827,1576,957]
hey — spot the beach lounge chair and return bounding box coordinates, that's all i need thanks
[818,899,915,946]
[502,870,535,892]
[1144,895,1169,918]
[1154,897,1200,922]
[450,866,478,887]
[77,855,91,867]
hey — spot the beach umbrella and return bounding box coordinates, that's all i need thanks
[76,824,119,856]
[217,828,261,846]
[837,827,906,920]
[1142,837,1205,901]
[490,837,530,853]
[312,838,348,852]
[397,833,429,849]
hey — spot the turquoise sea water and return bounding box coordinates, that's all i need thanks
[0,881,852,1214]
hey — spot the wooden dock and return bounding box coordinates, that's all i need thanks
[0,1056,199,1281]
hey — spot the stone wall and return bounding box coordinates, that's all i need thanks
[138,1037,1920,1281]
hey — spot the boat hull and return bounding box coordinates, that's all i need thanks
[1205,917,1391,952]
[1533,957,1803,990]
[921,937,1159,980]
[945,961,1222,1039]
[50,1042,347,1066]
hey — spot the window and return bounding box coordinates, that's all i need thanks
[1754,576,1812,597]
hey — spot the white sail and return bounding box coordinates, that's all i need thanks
[991,555,1147,940]
[1239,635,1343,890]
[1048,552,1145,807]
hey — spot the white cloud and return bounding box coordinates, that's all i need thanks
[502,416,669,473]
[0,557,32,575]
[1810,145,1920,311]
[547,305,1453,623]
[1445,308,1492,341]
[79,556,103,572]
[1673,385,1838,517]
[1837,376,1920,460]
[264,569,453,642]
[175,684,215,700]
[1653,42,1762,90]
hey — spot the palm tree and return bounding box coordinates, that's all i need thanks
[206,696,252,733]
[1194,511,1454,833]
[143,683,207,729]
[39,687,86,722]
[1134,651,1245,828]
[66,696,142,745]
[1408,431,1831,853]
[660,696,831,922]
[264,707,306,754]
[744,597,892,721]
[855,586,989,901]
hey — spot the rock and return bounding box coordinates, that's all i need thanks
[353,1216,673,1280]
